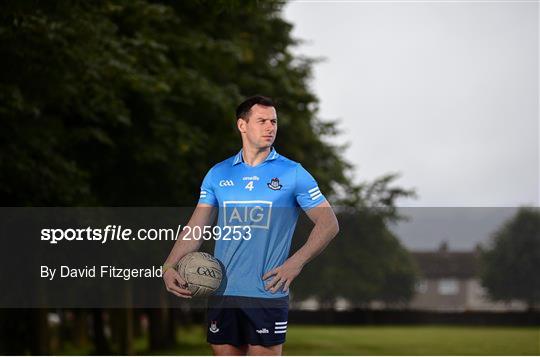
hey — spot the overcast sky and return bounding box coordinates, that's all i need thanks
[283,1,539,208]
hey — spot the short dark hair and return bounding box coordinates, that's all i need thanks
[236,95,275,121]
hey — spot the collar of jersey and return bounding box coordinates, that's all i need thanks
[232,147,279,166]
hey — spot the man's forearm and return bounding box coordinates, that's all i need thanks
[288,212,339,268]
[163,205,216,267]
[163,229,203,266]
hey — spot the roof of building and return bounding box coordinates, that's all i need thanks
[411,242,481,279]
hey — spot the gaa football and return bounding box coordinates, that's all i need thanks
[176,252,223,297]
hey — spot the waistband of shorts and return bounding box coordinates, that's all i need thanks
[207,295,289,309]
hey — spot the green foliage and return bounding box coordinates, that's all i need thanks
[0,0,355,206]
[479,207,540,309]
[292,209,418,306]
[0,0,417,305]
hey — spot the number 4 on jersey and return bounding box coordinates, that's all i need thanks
[245,181,254,191]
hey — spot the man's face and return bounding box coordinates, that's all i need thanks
[238,104,278,149]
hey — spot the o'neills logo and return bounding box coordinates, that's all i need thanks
[243,176,260,181]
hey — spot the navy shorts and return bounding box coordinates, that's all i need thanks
[206,295,289,347]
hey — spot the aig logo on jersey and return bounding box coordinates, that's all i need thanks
[219,180,234,187]
[223,201,272,229]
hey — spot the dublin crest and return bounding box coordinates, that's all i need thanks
[267,178,282,190]
[209,320,219,333]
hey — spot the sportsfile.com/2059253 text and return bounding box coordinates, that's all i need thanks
[40,225,252,244]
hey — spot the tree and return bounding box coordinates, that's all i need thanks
[479,207,540,311]
[0,0,353,206]
[0,0,418,353]
[291,208,418,307]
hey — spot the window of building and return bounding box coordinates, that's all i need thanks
[438,278,459,295]
[415,280,428,294]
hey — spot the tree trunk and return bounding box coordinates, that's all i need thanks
[147,290,171,351]
[111,308,134,355]
[91,308,110,355]
[133,309,143,339]
[147,308,168,351]
[73,309,90,349]
[29,308,50,355]
[0,309,25,354]
[166,307,177,347]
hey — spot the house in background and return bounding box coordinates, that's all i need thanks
[408,241,527,312]
[292,241,531,312]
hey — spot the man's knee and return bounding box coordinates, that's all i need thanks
[211,343,248,356]
[247,343,283,356]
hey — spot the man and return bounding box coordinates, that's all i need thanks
[163,95,339,355]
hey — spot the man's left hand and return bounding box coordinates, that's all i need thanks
[262,259,303,293]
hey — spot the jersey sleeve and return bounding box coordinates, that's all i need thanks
[198,167,218,206]
[295,164,326,211]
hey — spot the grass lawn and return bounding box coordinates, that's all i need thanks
[142,324,540,355]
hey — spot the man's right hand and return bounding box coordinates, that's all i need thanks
[163,268,192,298]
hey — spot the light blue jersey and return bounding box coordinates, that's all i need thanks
[198,147,326,298]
